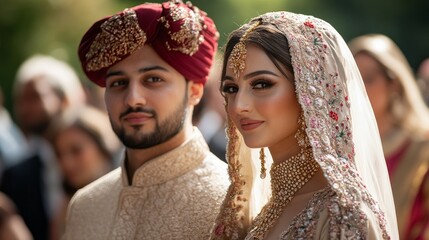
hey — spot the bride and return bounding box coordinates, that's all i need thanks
[211,11,399,239]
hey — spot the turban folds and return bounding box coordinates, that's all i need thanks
[78,1,219,87]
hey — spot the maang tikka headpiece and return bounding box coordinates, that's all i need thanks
[229,21,260,78]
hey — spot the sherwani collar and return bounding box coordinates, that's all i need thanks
[121,127,209,187]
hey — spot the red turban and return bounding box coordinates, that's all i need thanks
[78,1,219,87]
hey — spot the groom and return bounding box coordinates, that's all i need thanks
[62,1,229,239]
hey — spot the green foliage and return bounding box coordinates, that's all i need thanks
[0,0,121,111]
[1,0,428,114]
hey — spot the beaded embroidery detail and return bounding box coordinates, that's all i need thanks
[248,148,320,239]
[278,187,368,239]
[259,11,390,239]
[159,1,205,56]
[212,11,391,240]
[85,9,147,71]
[213,119,248,239]
[229,21,260,79]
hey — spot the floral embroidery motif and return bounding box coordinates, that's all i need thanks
[279,188,368,239]
[304,21,315,28]
[258,11,390,239]
[85,9,147,71]
[212,11,391,240]
[329,111,339,121]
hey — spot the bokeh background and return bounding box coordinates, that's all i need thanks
[1,0,429,112]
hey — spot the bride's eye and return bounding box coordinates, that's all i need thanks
[221,84,238,94]
[252,79,274,89]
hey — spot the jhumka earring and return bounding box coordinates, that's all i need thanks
[295,113,309,148]
[259,148,266,179]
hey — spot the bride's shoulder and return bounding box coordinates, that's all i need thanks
[281,187,388,239]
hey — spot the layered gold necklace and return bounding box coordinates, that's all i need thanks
[248,147,319,239]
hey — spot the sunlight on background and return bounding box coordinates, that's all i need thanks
[0,0,428,112]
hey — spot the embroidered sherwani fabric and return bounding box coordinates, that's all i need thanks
[62,129,229,240]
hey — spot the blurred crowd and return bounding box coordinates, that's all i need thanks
[348,34,429,239]
[0,55,123,240]
[0,53,227,240]
[0,33,428,239]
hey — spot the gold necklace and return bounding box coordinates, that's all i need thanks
[248,147,319,239]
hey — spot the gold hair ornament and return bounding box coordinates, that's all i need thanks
[229,21,260,78]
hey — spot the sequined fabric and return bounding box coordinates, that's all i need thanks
[62,128,229,240]
[261,12,389,239]
[78,1,219,86]
[85,9,146,71]
[160,1,205,55]
[245,189,386,240]
[275,187,380,239]
[211,11,393,240]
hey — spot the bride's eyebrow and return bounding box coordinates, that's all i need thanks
[243,70,279,80]
[222,70,279,82]
[222,75,235,82]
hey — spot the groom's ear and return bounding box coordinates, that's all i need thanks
[188,81,204,106]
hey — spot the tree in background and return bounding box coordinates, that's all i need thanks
[0,0,120,112]
[1,0,428,113]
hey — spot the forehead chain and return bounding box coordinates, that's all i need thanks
[229,21,261,79]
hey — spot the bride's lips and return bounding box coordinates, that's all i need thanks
[239,119,264,131]
[123,112,153,125]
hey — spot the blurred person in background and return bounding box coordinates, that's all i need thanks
[193,58,227,162]
[62,1,229,239]
[84,83,107,112]
[0,86,27,178]
[417,58,429,106]
[49,106,121,240]
[0,192,32,240]
[0,55,86,240]
[349,34,429,239]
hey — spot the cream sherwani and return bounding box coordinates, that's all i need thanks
[62,129,229,240]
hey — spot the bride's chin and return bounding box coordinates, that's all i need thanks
[242,139,265,149]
